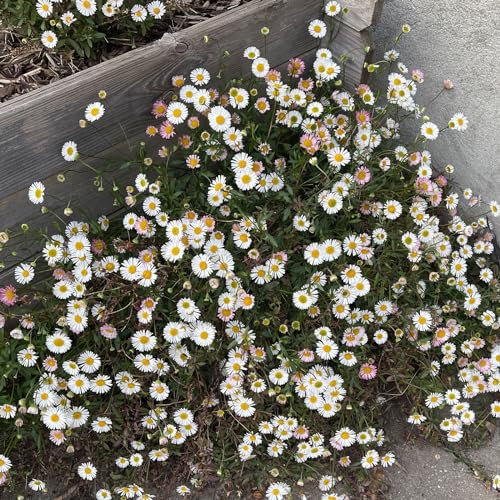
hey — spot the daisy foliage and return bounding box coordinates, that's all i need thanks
[1,5,500,499]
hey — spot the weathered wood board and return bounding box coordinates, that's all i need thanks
[0,0,381,281]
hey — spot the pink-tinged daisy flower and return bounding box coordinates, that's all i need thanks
[412,68,425,82]
[298,77,314,92]
[141,297,158,311]
[152,100,168,118]
[300,134,320,155]
[100,324,117,339]
[52,268,68,280]
[355,110,371,125]
[49,430,66,445]
[264,69,281,83]
[0,285,17,306]
[298,349,315,363]
[255,97,270,114]
[217,306,235,322]
[415,177,433,194]
[146,125,158,137]
[171,74,185,88]
[158,146,169,158]
[287,58,305,78]
[359,363,377,380]
[330,436,344,451]
[272,251,288,263]
[43,356,58,372]
[356,83,371,96]
[429,189,442,207]
[408,151,421,166]
[354,166,371,185]
[178,134,192,149]
[91,239,106,255]
[435,175,448,187]
[134,217,152,235]
[159,121,176,139]
[294,426,309,440]
[187,116,200,129]
[475,358,491,374]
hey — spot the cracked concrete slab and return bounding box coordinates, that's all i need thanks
[383,410,498,500]
[466,431,500,484]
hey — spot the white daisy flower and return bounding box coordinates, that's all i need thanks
[292,288,318,310]
[76,0,97,16]
[190,67,210,86]
[14,263,35,284]
[131,4,147,21]
[85,102,105,122]
[0,454,12,473]
[92,417,112,433]
[61,11,76,26]
[46,331,72,354]
[328,147,351,171]
[166,101,188,124]
[191,321,216,347]
[325,0,341,16]
[149,381,170,401]
[41,30,58,49]
[420,121,439,140]
[147,0,165,18]
[17,348,38,367]
[412,310,433,332]
[251,57,270,78]
[61,141,78,161]
[28,182,45,204]
[42,406,67,430]
[308,19,327,38]
[131,330,157,352]
[384,200,403,220]
[36,0,53,18]
[191,254,214,279]
[243,46,260,60]
[208,106,232,132]
[77,462,97,480]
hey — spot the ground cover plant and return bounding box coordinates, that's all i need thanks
[1,2,500,498]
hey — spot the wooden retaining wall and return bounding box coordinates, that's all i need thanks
[0,0,381,281]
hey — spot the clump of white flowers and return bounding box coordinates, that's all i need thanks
[1,3,499,499]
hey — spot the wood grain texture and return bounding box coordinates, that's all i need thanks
[340,0,383,31]
[0,0,380,281]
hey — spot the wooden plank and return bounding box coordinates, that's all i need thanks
[0,0,379,281]
[339,0,383,31]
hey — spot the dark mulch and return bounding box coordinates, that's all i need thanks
[0,0,247,103]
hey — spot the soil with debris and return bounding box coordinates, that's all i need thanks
[0,0,247,103]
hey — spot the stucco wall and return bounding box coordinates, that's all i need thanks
[372,0,500,235]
